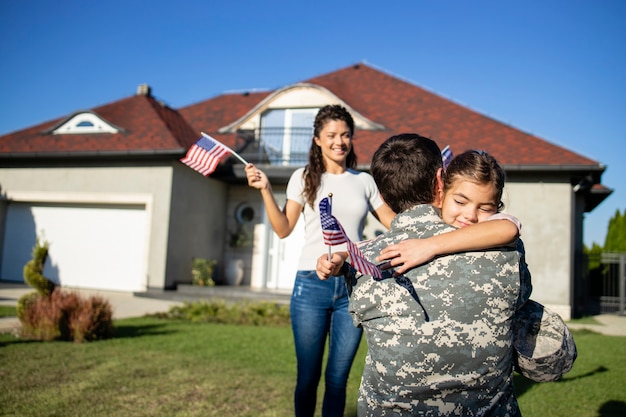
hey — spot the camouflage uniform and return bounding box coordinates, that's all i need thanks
[348,205,530,416]
[512,300,578,382]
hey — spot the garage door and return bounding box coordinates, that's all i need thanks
[1,202,148,292]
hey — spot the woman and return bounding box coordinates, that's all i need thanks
[245,104,394,417]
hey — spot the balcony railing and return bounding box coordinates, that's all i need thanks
[235,127,313,166]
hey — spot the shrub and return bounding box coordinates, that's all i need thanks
[17,236,115,342]
[164,300,291,326]
[18,289,115,342]
[22,237,55,296]
[191,258,217,287]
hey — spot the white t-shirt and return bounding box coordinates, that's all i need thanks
[488,212,522,234]
[286,167,384,270]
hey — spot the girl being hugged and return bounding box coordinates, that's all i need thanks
[376,149,522,274]
[245,104,394,417]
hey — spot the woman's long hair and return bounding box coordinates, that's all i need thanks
[302,105,357,208]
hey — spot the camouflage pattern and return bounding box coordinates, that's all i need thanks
[348,205,530,416]
[512,299,578,382]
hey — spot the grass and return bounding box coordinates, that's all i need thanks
[1,316,625,416]
[568,315,602,325]
[0,305,17,317]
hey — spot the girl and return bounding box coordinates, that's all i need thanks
[245,104,395,417]
[375,149,521,272]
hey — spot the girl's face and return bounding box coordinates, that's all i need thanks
[314,119,352,168]
[441,179,499,228]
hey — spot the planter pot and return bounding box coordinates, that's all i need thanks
[225,259,244,286]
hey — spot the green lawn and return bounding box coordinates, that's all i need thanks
[0,305,17,317]
[1,318,625,417]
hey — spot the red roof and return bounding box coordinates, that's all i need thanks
[182,63,601,168]
[180,91,271,150]
[0,63,602,170]
[0,93,197,156]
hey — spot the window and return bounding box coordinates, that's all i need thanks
[260,108,317,165]
[52,112,119,134]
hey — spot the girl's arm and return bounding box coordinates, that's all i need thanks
[376,218,519,275]
[246,163,302,238]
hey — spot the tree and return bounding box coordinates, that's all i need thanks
[604,208,626,252]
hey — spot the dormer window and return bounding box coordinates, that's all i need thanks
[218,83,385,165]
[260,108,316,165]
[52,112,119,134]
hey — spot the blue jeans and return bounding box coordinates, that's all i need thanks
[290,270,363,417]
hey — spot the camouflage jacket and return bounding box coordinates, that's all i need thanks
[348,204,529,416]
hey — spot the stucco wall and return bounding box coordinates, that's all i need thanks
[504,181,573,318]
[167,165,227,288]
[222,186,261,286]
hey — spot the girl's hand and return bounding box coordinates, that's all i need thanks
[376,239,436,275]
[316,252,348,280]
[245,163,269,190]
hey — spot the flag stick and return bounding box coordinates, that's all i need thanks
[201,132,249,165]
[327,193,333,262]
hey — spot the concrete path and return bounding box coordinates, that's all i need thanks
[566,313,626,337]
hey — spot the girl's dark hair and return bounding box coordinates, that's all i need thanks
[443,150,506,210]
[303,105,357,208]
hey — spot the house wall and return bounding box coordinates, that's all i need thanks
[0,165,174,290]
[167,165,227,289]
[223,186,262,286]
[234,177,577,319]
[504,181,574,319]
[572,192,587,317]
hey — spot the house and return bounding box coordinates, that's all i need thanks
[0,63,612,319]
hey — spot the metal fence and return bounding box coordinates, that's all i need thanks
[585,251,626,315]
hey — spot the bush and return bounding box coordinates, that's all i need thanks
[18,288,115,342]
[164,300,291,326]
[191,258,217,287]
[22,237,55,296]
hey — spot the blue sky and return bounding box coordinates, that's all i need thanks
[1,0,624,247]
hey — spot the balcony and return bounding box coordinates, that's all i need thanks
[235,127,313,166]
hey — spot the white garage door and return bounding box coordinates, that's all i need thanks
[1,202,148,292]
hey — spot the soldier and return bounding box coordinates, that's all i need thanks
[318,134,528,416]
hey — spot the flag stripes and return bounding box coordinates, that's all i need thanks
[345,238,382,279]
[319,197,381,279]
[319,197,348,246]
[180,134,230,176]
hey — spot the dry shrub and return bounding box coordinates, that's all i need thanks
[69,293,115,342]
[18,289,115,342]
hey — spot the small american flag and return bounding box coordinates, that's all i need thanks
[180,134,231,176]
[319,197,381,279]
[345,238,382,279]
[319,197,348,246]
[441,145,453,170]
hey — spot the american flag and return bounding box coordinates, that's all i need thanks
[180,134,231,176]
[319,197,348,246]
[319,197,381,279]
[441,145,453,170]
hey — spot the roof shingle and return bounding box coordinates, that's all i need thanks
[0,63,603,171]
